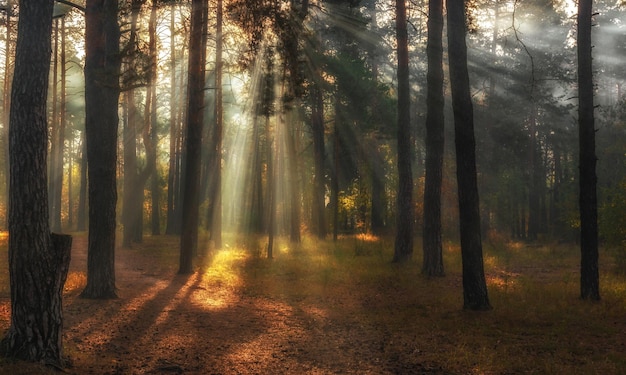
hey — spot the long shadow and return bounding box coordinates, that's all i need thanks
[62,239,274,374]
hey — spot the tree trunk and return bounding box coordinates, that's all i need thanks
[81,0,121,299]
[286,105,302,243]
[1,5,13,230]
[266,115,275,259]
[578,0,600,301]
[422,0,445,277]
[179,0,207,274]
[166,3,182,235]
[447,0,491,310]
[332,103,339,242]
[76,135,87,231]
[49,18,62,232]
[1,1,72,367]
[149,0,160,236]
[210,0,223,248]
[122,1,143,248]
[311,83,326,239]
[393,0,414,263]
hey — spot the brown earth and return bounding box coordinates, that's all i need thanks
[1,234,625,374]
[0,235,434,375]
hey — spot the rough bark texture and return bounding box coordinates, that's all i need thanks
[81,0,121,299]
[393,0,414,263]
[447,0,491,310]
[1,0,72,367]
[577,0,600,301]
[179,0,207,274]
[422,0,445,277]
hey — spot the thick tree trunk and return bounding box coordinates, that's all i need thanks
[393,0,414,263]
[578,0,600,301]
[447,0,491,310]
[422,0,445,277]
[179,0,207,274]
[1,1,72,367]
[81,0,121,299]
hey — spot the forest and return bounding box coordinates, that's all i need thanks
[0,0,625,373]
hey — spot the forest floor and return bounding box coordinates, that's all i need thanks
[0,232,625,374]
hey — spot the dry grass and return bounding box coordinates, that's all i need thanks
[0,232,624,374]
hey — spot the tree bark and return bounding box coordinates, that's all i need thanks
[447,0,491,310]
[422,0,445,277]
[81,0,121,299]
[179,0,207,274]
[1,0,72,367]
[393,0,414,263]
[577,0,600,301]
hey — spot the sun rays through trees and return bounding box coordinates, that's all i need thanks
[0,0,625,370]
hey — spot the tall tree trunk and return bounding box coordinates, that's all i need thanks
[1,1,72,367]
[49,18,62,232]
[447,0,490,310]
[61,17,70,229]
[166,3,182,235]
[578,0,600,301]
[149,0,160,235]
[1,3,13,230]
[179,0,207,274]
[122,1,141,248]
[76,135,87,231]
[312,83,326,239]
[393,0,413,263]
[527,105,540,241]
[81,0,121,299]
[248,113,264,234]
[266,115,275,259]
[285,97,301,243]
[211,0,223,248]
[122,90,142,247]
[422,0,445,276]
[331,103,339,242]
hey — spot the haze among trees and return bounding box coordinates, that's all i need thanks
[0,0,625,372]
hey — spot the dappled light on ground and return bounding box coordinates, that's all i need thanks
[0,234,625,373]
[193,247,249,309]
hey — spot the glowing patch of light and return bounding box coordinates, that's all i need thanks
[191,247,249,309]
